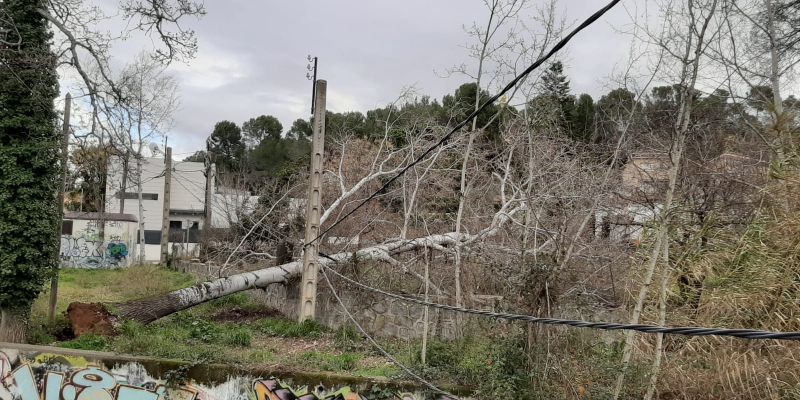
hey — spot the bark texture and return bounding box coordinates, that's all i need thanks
[0,309,28,343]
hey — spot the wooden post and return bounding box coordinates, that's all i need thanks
[50,93,71,324]
[298,79,326,322]
[160,147,172,264]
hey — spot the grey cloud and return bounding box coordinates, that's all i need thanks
[164,0,633,156]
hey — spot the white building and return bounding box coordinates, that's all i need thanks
[105,156,258,262]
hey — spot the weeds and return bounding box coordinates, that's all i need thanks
[300,351,361,372]
[58,334,107,351]
[255,318,327,338]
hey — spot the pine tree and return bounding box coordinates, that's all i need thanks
[539,61,576,137]
[541,61,571,101]
[0,0,60,342]
[571,94,595,142]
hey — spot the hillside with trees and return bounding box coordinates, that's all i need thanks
[3,0,800,398]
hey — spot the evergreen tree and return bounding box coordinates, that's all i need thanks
[539,61,576,137]
[570,93,595,142]
[0,0,60,341]
[541,61,571,101]
[442,82,500,139]
[242,115,283,147]
[207,120,244,172]
[286,118,312,140]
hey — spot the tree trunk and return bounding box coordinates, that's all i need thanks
[613,1,716,396]
[644,238,671,400]
[453,130,476,316]
[111,232,478,324]
[0,309,28,343]
[765,0,791,212]
[116,260,303,323]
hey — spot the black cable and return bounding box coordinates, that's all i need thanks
[303,0,623,248]
[320,267,457,398]
[318,256,800,341]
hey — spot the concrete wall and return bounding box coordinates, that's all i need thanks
[0,344,429,400]
[60,218,136,269]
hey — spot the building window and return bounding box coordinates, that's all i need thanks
[62,220,73,235]
[120,192,158,200]
[137,230,162,244]
[169,220,183,229]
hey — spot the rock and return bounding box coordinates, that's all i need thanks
[371,302,387,314]
[66,302,116,337]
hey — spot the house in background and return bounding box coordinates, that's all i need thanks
[596,151,767,244]
[595,153,670,243]
[104,156,258,262]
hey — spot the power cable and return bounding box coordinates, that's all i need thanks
[319,256,800,341]
[319,266,457,398]
[304,0,622,248]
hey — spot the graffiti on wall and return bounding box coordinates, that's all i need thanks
[60,236,128,269]
[0,349,428,400]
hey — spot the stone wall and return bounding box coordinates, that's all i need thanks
[175,261,461,340]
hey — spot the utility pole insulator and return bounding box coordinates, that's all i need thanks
[298,79,327,322]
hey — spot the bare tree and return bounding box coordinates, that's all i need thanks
[613,0,722,397]
[712,0,800,211]
[102,54,179,263]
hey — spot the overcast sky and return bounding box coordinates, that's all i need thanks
[123,1,639,158]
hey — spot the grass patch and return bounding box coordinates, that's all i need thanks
[26,266,403,385]
[255,318,327,338]
[221,329,252,347]
[247,350,275,363]
[31,266,197,321]
[58,334,107,351]
[193,293,254,313]
[353,364,401,379]
[300,351,361,372]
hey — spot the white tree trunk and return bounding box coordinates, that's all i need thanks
[115,231,487,324]
[613,1,717,395]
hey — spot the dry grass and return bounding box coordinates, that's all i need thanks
[633,213,800,398]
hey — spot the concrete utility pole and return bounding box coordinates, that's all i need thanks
[160,146,172,264]
[298,79,327,322]
[203,151,213,258]
[49,93,71,324]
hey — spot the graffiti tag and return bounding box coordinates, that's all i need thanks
[0,350,430,400]
[60,235,128,269]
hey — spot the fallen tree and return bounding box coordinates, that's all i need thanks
[113,223,537,324]
[73,83,608,330]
